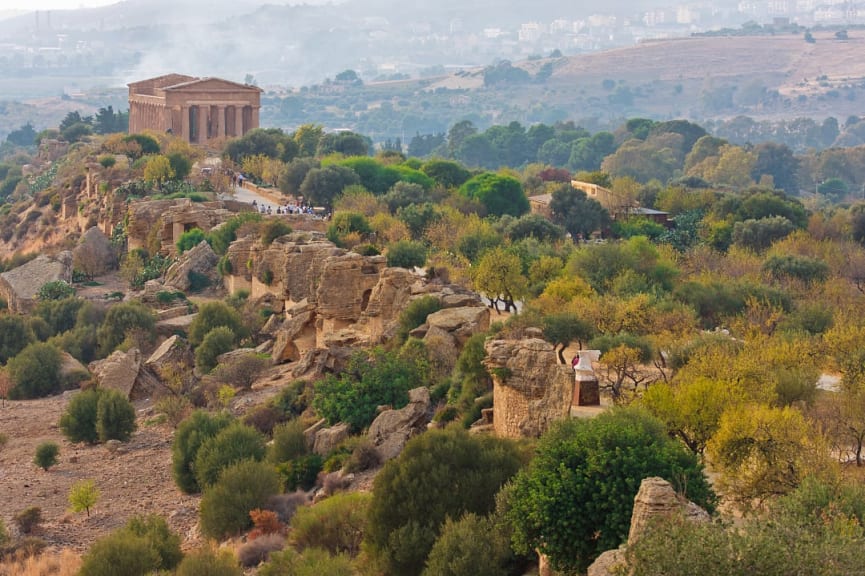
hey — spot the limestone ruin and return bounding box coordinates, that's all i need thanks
[0,251,73,313]
[484,338,574,438]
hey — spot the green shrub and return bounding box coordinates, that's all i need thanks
[270,380,310,419]
[99,155,116,168]
[386,239,428,269]
[259,267,274,285]
[188,301,247,347]
[268,419,308,464]
[33,441,59,471]
[194,422,267,489]
[123,514,183,571]
[36,280,76,301]
[155,290,185,305]
[0,314,34,364]
[343,439,381,474]
[172,410,233,494]
[0,518,7,546]
[505,408,714,573]
[313,346,430,432]
[60,388,102,443]
[176,228,204,254]
[397,295,442,342]
[79,529,160,576]
[59,388,136,444]
[289,492,370,557]
[96,301,156,357]
[365,427,526,575]
[7,342,62,399]
[187,271,211,292]
[424,513,515,576]
[211,352,269,391]
[13,506,42,534]
[175,547,242,576]
[243,405,284,436]
[259,548,354,576]
[277,453,323,491]
[260,220,293,246]
[96,388,137,442]
[217,255,233,276]
[199,460,281,540]
[206,212,262,256]
[33,296,85,336]
[194,326,237,373]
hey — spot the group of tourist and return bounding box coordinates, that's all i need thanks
[250,199,330,220]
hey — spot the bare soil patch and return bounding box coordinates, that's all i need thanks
[0,393,200,552]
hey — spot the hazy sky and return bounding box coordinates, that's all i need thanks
[5,0,117,10]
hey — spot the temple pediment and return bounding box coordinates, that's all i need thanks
[164,77,262,93]
[127,74,197,90]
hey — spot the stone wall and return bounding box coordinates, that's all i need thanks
[484,338,573,439]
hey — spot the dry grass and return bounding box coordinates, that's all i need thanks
[0,549,81,576]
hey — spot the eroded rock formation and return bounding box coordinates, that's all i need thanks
[228,233,487,377]
[0,251,73,313]
[484,338,573,438]
[164,240,220,292]
[586,477,710,576]
[368,386,432,461]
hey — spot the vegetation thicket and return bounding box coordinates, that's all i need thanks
[9,108,865,574]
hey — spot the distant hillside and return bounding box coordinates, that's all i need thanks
[418,31,865,125]
[550,32,865,96]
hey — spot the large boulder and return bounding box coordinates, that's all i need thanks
[164,240,220,292]
[89,348,163,400]
[313,423,351,456]
[0,251,73,313]
[484,338,573,438]
[368,387,432,461]
[291,347,353,379]
[73,227,116,278]
[425,306,489,346]
[145,335,194,388]
[627,476,710,543]
[271,303,316,364]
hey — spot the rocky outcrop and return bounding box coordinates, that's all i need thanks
[627,476,710,542]
[484,338,573,438]
[586,477,711,576]
[313,423,351,456]
[368,387,432,461]
[146,335,194,375]
[164,240,220,292]
[290,347,354,379]
[59,352,91,385]
[73,227,116,278]
[89,348,165,400]
[426,306,489,346]
[0,251,73,313]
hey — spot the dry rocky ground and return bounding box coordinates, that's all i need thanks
[0,393,201,553]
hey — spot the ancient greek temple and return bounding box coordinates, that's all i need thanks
[127,74,262,144]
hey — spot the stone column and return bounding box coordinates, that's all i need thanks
[181,106,190,142]
[251,106,260,130]
[214,106,225,139]
[234,105,243,137]
[198,105,208,143]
